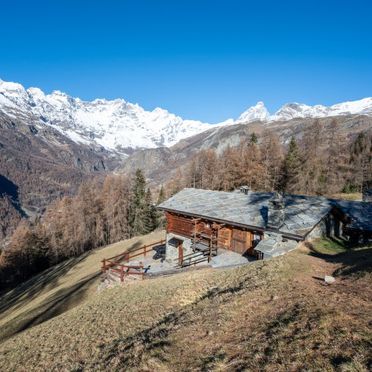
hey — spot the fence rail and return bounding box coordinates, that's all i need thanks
[101,239,166,282]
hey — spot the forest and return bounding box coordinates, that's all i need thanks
[166,120,372,197]
[0,170,164,290]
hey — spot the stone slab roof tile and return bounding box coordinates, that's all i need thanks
[159,188,372,237]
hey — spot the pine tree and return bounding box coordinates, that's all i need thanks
[157,185,166,205]
[143,188,158,233]
[250,132,258,145]
[129,169,147,236]
[281,136,302,193]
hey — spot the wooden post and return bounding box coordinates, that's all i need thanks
[102,259,106,274]
[120,265,124,282]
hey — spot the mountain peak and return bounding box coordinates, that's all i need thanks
[0,78,372,153]
[237,101,270,123]
[0,78,213,153]
[237,97,372,124]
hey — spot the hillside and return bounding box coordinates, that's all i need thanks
[0,235,371,371]
[0,230,165,342]
[120,114,372,185]
[0,113,121,240]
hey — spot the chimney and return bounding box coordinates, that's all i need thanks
[267,192,285,229]
[240,186,250,195]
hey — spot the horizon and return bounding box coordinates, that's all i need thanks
[1,0,372,122]
[1,76,371,123]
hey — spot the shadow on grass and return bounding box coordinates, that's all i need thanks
[305,241,372,278]
[0,271,100,342]
[0,253,90,315]
[0,237,162,341]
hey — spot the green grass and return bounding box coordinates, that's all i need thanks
[311,237,348,255]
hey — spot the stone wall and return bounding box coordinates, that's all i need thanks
[307,213,345,240]
[165,233,193,263]
[307,218,327,240]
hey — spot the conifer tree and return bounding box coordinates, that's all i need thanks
[250,132,258,144]
[157,185,166,205]
[281,136,302,193]
[129,169,147,236]
[143,188,158,233]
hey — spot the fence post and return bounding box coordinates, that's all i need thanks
[102,259,106,274]
[120,265,124,282]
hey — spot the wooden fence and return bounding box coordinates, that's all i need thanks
[101,239,166,282]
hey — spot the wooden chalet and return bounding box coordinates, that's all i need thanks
[158,187,372,266]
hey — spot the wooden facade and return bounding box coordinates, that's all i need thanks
[165,211,262,256]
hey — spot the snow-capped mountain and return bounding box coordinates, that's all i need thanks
[0,79,216,153]
[237,101,270,122]
[237,98,372,123]
[1,78,371,154]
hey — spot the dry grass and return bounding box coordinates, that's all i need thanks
[330,193,363,201]
[0,237,371,371]
[0,230,165,342]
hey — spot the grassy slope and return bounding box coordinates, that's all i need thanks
[0,230,165,342]
[0,238,371,371]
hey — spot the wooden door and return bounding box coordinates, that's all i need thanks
[231,229,252,255]
[178,241,183,266]
[217,227,232,249]
[232,229,246,254]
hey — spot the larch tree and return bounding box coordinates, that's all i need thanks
[349,131,372,192]
[299,119,324,194]
[260,130,284,191]
[325,119,349,194]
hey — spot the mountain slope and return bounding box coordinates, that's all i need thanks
[0,112,118,221]
[0,79,216,154]
[1,79,372,154]
[0,239,370,371]
[120,114,372,185]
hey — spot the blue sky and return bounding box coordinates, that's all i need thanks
[1,0,371,122]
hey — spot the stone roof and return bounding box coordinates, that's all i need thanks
[159,188,372,237]
[254,233,299,257]
[158,188,333,238]
[333,199,372,232]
